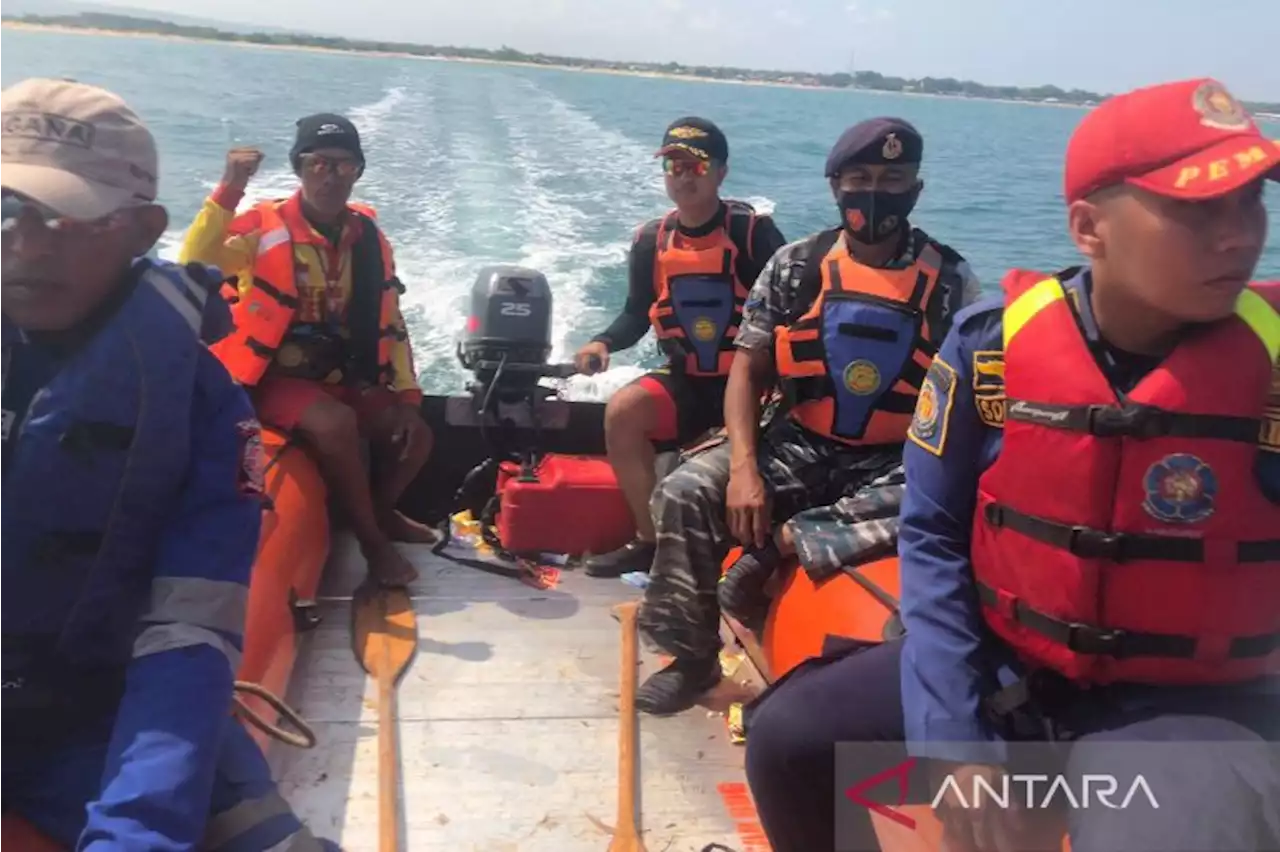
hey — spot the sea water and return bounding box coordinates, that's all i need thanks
[4,29,1278,393]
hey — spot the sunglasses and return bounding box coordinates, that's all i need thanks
[663,158,711,178]
[298,153,361,178]
[1,192,126,235]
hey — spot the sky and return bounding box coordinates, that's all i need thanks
[44,0,1280,101]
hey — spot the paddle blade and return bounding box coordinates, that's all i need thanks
[353,584,418,682]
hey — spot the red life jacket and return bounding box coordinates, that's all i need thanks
[646,201,756,377]
[773,229,943,445]
[971,269,1280,686]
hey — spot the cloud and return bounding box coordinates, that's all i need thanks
[689,8,723,32]
[847,2,891,23]
[774,9,806,26]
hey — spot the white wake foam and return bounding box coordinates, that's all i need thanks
[158,75,776,398]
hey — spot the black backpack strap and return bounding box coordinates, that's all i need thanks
[346,211,389,386]
[637,215,667,253]
[724,199,759,286]
[630,215,667,298]
[787,228,842,325]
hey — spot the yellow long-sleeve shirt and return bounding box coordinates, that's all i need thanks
[179,187,422,401]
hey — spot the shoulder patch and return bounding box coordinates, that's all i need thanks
[971,350,1006,428]
[236,417,266,496]
[908,356,957,457]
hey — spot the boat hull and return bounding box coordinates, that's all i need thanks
[236,427,331,753]
[762,557,902,679]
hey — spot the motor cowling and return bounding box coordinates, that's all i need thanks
[458,265,554,397]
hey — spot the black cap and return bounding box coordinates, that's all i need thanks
[655,116,729,162]
[825,117,923,177]
[290,113,364,170]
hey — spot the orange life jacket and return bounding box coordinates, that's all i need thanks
[210,197,405,388]
[971,269,1280,686]
[646,201,756,377]
[774,229,944,445]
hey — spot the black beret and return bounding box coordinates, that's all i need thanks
[825,117,923,176]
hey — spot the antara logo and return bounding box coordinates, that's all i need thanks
[844,758,1159,831]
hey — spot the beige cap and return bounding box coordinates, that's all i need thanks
[1,78,158,219]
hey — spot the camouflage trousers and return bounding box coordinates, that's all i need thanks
[784,462,905,582]
[638,416,903,660]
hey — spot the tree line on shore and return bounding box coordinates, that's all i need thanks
[7,11,1280,115]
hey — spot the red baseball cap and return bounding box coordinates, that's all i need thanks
[1064,78,1280,204]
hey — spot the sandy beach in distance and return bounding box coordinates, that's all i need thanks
[2,21,1095,110]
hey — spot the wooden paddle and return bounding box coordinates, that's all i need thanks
[353,583,418,852]
[608,601,648,852]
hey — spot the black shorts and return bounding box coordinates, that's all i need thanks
[630,368,728,451]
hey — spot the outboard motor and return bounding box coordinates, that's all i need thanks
[441,265,578,556]
[457,265,554,404]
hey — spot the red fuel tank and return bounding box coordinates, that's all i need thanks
[495,455,635,556]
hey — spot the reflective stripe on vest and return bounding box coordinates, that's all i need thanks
[210,199,403,388]
[971,270,1280,686]
[774,238,943,445]
[647,205,752,377]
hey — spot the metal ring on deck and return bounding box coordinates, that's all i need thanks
[232,680,318,749]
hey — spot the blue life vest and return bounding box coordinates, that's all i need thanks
[2,260,228,718]
[773,229,946,446]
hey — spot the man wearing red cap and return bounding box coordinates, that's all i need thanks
[743,78,1280,852]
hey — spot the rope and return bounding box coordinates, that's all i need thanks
[232,681,317,749]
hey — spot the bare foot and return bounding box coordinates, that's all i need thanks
[379,509,441,544]
[366,543,419,587]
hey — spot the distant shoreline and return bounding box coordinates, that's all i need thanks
[8,19,1279,122]
[1,21,1090,110]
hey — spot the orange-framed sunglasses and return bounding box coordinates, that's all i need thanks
[663,157,711,177]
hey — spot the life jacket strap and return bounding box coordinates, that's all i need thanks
[249,275,301,311]
[982,502,1280,563]
[1006,398,1262,443]
[976,582,1280,661]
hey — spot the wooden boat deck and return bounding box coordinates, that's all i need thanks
[269,533,772,851]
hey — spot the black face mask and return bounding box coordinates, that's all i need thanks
[838,185,920,244]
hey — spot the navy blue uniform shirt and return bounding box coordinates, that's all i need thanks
[897,268,1280,763]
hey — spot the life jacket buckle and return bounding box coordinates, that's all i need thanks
[1066,622,1131,658]
[1087,404,1169,439]
[1067,526,1127,561]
